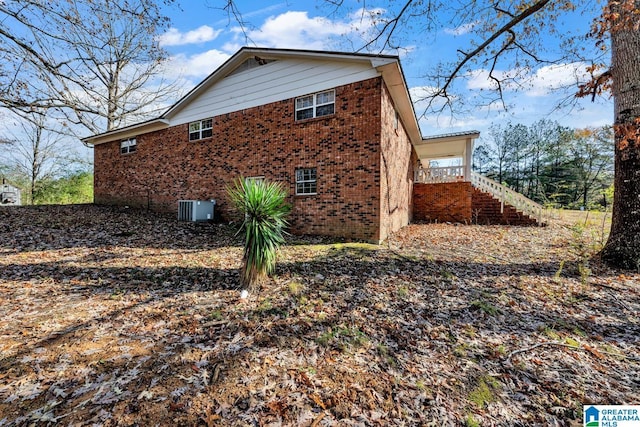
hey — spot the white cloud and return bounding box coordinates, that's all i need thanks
[444,21,478,36]
[465,62,589,97]
[159,25,222,47]
[465,69,511,91]
[243,11,352,50]
[163,49,231,79]
[243,3,287,19]
[419,112,493,136]
[524,63,588,97]
[410,85,446,110]
[409,86,488,135]
[220,9,387,51]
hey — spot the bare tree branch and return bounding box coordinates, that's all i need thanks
[434,0,553,99]
[0,0,179,138]
[358,1,414,52]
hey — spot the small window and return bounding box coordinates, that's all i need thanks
[189,118,213,141]
[394,110,399,130]
[295,168,317,195]
[120,138,137,154]
[295,90,335,121]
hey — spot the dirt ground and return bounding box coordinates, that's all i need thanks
[0,204,638,426]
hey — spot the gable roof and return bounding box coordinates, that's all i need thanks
[82,47,422,146]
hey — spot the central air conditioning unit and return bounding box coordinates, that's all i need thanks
[178,200,216,222]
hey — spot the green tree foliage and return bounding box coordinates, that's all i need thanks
[475,121,613,209]
[36,171,94,205]
[2,170,93,205]
[227,178,291,293]
[1,110,91,205]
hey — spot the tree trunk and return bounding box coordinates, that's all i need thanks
[600,0,640,270]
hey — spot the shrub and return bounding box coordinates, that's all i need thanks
[227,178,290,293]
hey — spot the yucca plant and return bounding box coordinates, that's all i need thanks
[227,177,291,293]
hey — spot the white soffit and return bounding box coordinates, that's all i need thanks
[414,131,480,159]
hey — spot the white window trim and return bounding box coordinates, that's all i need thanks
[189,118,213,141]
[295,168,317,195]
[295,89,335,121]
[120,138,137,154]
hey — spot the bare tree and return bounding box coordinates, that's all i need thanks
[0,0,177,135]
[569,127,614,209]
[1,111,79,204]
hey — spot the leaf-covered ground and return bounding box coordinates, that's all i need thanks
[0,205,638,426]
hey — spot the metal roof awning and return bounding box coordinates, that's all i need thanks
[413,131,480,161]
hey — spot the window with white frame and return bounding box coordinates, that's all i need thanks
[295,89,335,120]
[189,118,213,141]
[295,168,317,195]
[120,138,137,154]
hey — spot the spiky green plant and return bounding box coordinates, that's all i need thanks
[227,177,290,292]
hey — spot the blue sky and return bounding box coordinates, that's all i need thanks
[157,0,613,141]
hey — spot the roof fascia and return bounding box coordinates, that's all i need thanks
[82,118,170,145]
[419,131,481,144]
[375,61,423,144]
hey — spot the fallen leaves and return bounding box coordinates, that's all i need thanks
[0,205,638,425]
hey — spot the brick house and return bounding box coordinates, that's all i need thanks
[84,47,541,242]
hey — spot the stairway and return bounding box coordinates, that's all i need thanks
[470,172,546,226]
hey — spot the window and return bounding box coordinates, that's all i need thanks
[295,168,317,195]
[295,90,335,120]
[189,118,213,141]
[120,138,137,154]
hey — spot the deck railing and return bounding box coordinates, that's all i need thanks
[414,166,465,183]
[470,172,546,224]
[414,167,548,224]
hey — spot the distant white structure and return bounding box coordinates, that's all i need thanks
[1,179,21,206]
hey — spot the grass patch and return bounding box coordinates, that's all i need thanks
[469,375,501,407]
[454,343,470,357]
[208,309,223,321]
[464,414,481,427]
[331,242,379,251]
[317,326,369,351]
[287,281,304,296]
[564,337,580,348]
[397,285,409,299]
[540,325,561,341]
[256,298,289,318]
[470,299,501,316]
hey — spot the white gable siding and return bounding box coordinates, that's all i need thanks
[168,58,380,126]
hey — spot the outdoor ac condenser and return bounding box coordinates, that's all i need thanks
[177,200,216,222]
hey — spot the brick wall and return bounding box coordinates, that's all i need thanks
[411,182,539,225]
[378,84,415,241]
[94,77,391,241]
[412,182,473,223]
